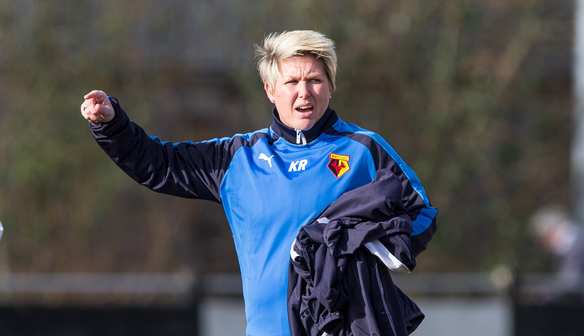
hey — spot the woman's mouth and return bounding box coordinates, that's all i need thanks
[296,105,314,113]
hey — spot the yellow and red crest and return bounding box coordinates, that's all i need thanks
[327,153,350,178]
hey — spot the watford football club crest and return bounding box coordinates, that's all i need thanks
[327,153,350,178]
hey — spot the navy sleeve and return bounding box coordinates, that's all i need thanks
[88,97,232,203]
[344,132,438,257]
[370,139,438,257]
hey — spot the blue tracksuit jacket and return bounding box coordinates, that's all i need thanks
[89,98,437,336]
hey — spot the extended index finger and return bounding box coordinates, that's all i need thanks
[83,90,107,101]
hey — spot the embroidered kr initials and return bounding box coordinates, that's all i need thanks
[288,159,308,172]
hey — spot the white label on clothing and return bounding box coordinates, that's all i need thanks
[365,240,411,273]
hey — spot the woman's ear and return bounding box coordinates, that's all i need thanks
[264,83,275,104]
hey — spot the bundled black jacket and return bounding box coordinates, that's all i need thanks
[288,169,432,336]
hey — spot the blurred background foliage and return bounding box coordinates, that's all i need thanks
[0,0,574,276]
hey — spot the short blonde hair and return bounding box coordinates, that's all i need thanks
[255,30,338,94]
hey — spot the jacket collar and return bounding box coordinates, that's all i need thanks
[270,107,338,144]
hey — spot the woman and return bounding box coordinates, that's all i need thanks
[81,30,437,336]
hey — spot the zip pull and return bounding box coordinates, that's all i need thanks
[295,129,307,145]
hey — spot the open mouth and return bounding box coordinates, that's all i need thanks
[296,105,314,113]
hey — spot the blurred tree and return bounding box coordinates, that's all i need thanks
[0,0,574,279]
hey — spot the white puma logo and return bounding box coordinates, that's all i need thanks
[258,153,274,168]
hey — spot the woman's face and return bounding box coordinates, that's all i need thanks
[265,55,333,131]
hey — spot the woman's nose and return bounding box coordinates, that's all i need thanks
[298,82,310,98]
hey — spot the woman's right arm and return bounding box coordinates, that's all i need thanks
[83,92,227,202]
